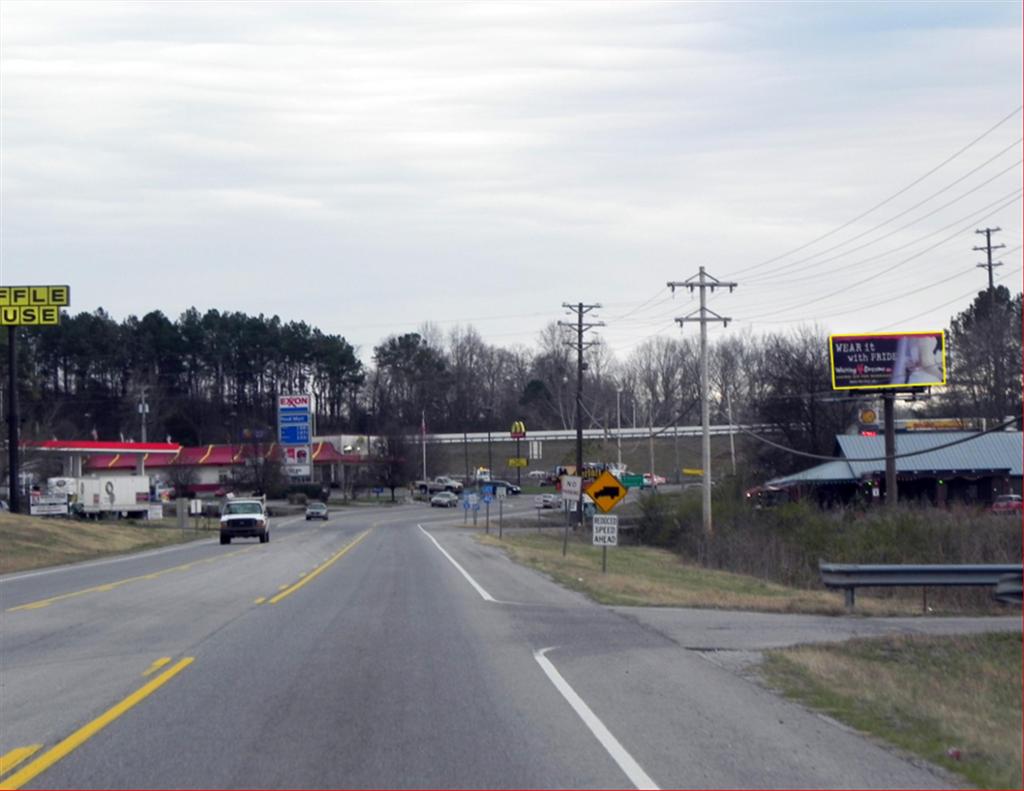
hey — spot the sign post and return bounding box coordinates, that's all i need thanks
[2,285,71,513]
[829,331,944,506]
[510,421,526,487]
[592,514,619,573]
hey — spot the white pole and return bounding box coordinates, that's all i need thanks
[727,391,736,475]
[616,389,622,469]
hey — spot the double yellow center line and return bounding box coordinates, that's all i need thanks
[264,528,373,605]
[0,658,194,790]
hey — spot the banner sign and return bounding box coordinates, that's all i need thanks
[29,493,69,516]
[829,331,946,390]
[283,445,311,477]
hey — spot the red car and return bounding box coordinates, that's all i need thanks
[990,494,1022,514]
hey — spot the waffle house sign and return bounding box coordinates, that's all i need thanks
[0,285,70,325]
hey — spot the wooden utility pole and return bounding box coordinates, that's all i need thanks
[558,302,603,528]
[669,269,737,542]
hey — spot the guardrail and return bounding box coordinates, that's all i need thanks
[818,562,1024,610]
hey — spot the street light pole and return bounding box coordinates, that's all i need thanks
[616,388,622,469]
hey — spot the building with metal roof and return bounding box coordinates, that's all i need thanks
[765,431,1022,507]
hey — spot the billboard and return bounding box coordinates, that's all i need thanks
[829,331,946,390]
[0,285,70,326]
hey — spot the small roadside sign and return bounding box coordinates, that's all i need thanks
[682,468,704,476]
[592,514,618,546]
[495,485,507,500]
[561,475,582,498]
[507,457,528,468]
[533,495,544,509]
[483,493,493,505]
[620,474,644,488]
[586,470,627,513]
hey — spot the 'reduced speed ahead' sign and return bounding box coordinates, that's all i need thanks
[0,285,71,325]
[592,514,618,546]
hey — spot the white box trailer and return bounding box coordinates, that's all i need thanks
[77,475,152,518]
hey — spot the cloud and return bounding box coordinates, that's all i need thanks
[0,1,1020,360]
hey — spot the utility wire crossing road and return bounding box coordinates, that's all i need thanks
[0,503,993,789]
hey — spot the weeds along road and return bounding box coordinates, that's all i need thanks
[1,501,965,790]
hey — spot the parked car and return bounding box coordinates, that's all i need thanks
[991,494,1022,514]
[305,502,329,520]
[220,498,269,545]
[430,491,459,508]
[527,470,548,481]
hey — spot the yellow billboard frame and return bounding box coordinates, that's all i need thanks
[829,331,946,391]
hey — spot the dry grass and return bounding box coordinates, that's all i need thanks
[0,512,208,574]
[478,531,924,615]
[762,633,1023,789]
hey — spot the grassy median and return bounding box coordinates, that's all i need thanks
[477,531,926,615]
[0,512,209,574]
[762,632,1022,789]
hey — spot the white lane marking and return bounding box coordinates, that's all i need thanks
[417,524,496,602]
[534,647,660,791]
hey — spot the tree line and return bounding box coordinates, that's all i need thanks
[2,287,1019,479]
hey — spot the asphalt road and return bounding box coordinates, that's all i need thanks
[1,499,1012,789]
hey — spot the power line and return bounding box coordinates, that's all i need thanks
[741,191,1023,322]
[870,264,1021,331]
[745,158,1023,285]
[750,244,1023,325]
[741,417,1019,464]
[726,105,1023,279]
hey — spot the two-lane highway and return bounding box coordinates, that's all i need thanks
[1,503,960,788]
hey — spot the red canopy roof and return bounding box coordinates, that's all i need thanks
[82,442,359,471]
[25,440,181,455]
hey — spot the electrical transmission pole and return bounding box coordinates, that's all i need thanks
[558,302,604,540]
[669,268,737,546]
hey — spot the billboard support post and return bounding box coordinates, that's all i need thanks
[883,393,897,506]
[7,327,18,513]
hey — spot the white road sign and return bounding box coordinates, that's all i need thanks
[561,475,582,498]
[592,514,619,546]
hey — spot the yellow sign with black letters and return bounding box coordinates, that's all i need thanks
[0,285,70,325]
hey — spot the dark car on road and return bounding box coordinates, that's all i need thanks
[485,479,521,495]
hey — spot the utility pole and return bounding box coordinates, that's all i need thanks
[974,227,1007,418]
[138,387,150,443]
[973,227,1004,294]
[669,269,737,545]
[559,302,604,525]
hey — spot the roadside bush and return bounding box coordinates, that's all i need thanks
[637,493,1022,591]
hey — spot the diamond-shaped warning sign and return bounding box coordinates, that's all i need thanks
[585,470,627,513]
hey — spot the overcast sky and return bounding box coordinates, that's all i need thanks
[2,1,1021,363]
